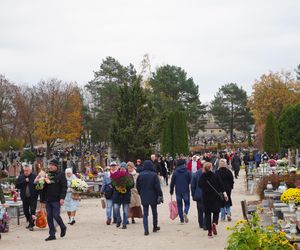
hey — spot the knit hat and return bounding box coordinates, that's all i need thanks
[49,159,59,167]
[120,162,127,169]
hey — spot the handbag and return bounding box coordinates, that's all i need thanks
[36,207,47,229]
[104,184,113,199]
[100,197,106,209]
[169,196,178,220]
[206,180,225,202]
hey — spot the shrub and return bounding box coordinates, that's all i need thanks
[20,150,36,163]
[227,213,294,250]
[257,174,299,199]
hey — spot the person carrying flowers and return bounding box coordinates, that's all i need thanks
[111,162,134,229]
[65,168,80,225]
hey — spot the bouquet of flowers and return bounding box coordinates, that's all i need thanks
[35,171,55,190]
[268,159,277,167]
[70,179,88,193]
[110,170,134,194]
[277,158,288,167]
[280,188,300,205]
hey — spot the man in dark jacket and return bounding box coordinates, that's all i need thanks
[16,163,38,231]
[137,160,163,236]
[170,159,191,224]
[42,159,67,241]
[136,159,144,173]
[231,153,241,179]
[191,168,206,230]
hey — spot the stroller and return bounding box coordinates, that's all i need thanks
[0,205,9,240]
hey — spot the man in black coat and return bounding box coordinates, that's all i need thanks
[136,160,163,236]
[41,159,67,241]
[231,153,241,179]
[16,163,38,231]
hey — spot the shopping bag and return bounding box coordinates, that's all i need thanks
[100,198,106,209]
[169,197,178,220]
[36,208,47,228]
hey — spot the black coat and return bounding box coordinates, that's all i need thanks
[42,171,67,202]
[16,173,38,200]
[160,160,168,177]
[136,163,163,206]
[231,155,241,171]
[198,171,225,213]
[216,167,234,207]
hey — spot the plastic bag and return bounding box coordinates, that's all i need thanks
[36,208,47,228]
[169,197,178,220]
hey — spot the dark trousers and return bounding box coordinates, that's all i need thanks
[142,204,158,232]
[234,169,239,178]
[205,211,219,231]
[22,197,37,226]
[46,201,66,237]
[196,202,205,229]
[163,175,168,185]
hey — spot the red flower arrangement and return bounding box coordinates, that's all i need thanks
[110,170,134,194]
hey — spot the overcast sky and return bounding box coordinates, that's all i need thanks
[1,0,299,102]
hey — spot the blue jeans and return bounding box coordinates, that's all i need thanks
[221,205,231,221]
[114,203,129,226]
[176,193,190,222]
[143,204,158,232]
[46,201,66,237]
[106,199,113,220]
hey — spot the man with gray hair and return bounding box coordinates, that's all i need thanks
[16,163,38,231]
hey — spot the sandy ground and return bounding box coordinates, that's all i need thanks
[1,171,258,250]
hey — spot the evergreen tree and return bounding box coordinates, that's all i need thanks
[263,112,280,155]
[278,103,300,149]
[161,111,189,157]
[111,78,155,161]
[211,83,254,143]
[247,132,253,147]
[86,57,137,144]
[149,65,206,138]
[296,64,300,81]
[173,111,189,155]
[161,113,174,156]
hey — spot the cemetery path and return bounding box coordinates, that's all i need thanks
[1,171,258,250]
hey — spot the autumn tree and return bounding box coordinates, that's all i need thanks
[210,83,253,143]
[15,86,38,151]
[248,71,300,126]
[0,75,24,142]
[33,79,82,158]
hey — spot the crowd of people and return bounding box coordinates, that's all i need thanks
[0,151,244,241]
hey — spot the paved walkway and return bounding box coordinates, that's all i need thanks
[1,171,258,250]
